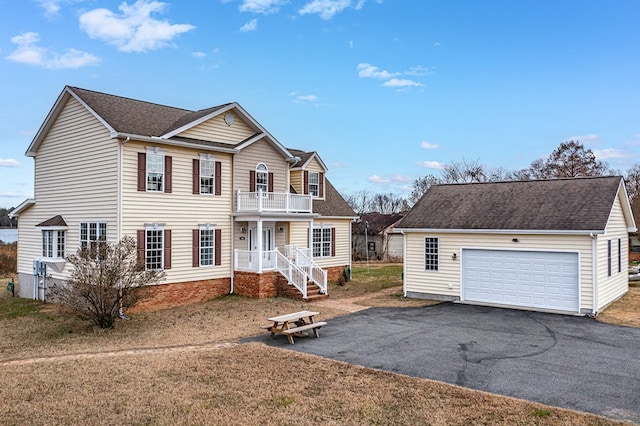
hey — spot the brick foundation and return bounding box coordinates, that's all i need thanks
[326,265,349,282]
[233,271,279,298]
[130,278,230,312]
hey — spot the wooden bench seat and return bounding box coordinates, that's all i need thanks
[281,321,327,335]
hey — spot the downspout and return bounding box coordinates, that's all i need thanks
[230,155,235,294]
[590,232,598,316]
[401,230,407,297]
[119,137,130,318]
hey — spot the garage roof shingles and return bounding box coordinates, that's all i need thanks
[398,176,623,231]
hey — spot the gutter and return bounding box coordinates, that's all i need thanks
[111,132,239,154]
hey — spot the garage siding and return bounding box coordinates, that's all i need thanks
[596,193,629,310]
[404,232,594,310]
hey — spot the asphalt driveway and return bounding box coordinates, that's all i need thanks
[247,303,640,423]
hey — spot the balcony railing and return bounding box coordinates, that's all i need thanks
[236,190,312,213]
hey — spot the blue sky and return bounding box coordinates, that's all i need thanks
[1,0,639,209]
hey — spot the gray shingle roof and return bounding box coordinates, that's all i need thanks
[313,179,357,217]
[287,148,315,166]
[397,176,624,231]
[36,215,67,227]
[69,87,230,137]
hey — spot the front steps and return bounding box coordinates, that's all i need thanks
[275,275,328,301]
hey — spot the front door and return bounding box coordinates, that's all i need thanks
[249,225,275,269]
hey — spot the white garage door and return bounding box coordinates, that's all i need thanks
[462,249,579,312]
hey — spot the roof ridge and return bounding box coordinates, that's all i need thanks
[68,86,194,113]
[434,175,621,187]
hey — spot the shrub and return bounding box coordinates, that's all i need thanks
[0,242,17,274]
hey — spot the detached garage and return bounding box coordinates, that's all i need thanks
[396,176,636,315]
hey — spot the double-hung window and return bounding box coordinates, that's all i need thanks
[424,237,439,271]
[200,155,215,194]
[308,172,319,197]
[312,226,332,258]
[200,227,215,266]
[80,222,107,250]
[146,227,164,270]
[42,230,65,258]
[147,149,164,192]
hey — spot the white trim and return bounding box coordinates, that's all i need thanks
[111,133,239,154]
[396,228,604,235]
[161,103,239,138]
[9,198,35,218]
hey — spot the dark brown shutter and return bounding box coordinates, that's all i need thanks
[164,229,172,269]
[303,171,309,194]
[214,229,222,266]
[249,170,256,192]
[192,159,200,194]
[331,227,336,257]
[215,161,222,196]
[137,153,146,191]
[192,229,199,267]
[137,230,145,265]
[268,172,274,192]
[164,156,172,193]
[319,172,324,197]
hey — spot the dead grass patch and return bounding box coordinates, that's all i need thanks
[598,284,640,327]
[0,343,624,426]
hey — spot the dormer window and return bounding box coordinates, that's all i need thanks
[308,172,319,197]
[256,163,268,193]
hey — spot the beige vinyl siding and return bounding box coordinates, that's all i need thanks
[233,138,289,193]
[311,219,351,269]
[16,97,119,279]
[178,111,255,144]
[290,170,303,194]
[289,221,310,248]
[595,192,629,310]
[404,232,594,310]
[121,141,233,283]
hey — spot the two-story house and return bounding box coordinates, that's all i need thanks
[10,86,356,309]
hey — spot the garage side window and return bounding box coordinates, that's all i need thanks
[424,237,439,271]
[607,240,612,277]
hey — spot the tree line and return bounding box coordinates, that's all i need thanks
[344,141,640,224]
[0,208,17,228]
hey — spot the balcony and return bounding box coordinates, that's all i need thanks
[235,190,312,214]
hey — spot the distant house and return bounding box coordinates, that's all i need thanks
[10,86,356,308]
[396,177,636,315]
[352,213,404,261]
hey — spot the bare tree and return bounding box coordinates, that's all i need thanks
[370,193,410,214]
[541,140,610,178]
[49,236,165,329]
[441,159,489,183]
[345,189,374,215]
[410,174,441,204]
[625,163,640,227]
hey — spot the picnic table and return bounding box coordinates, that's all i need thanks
[262,310,326,345]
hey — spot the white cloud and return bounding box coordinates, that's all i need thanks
[383,78,424,88]
[37,0,62,16]
[192,51,206,58]
[406,65,433,76]
[240,0,288,14]
[357,63,399,80]
[593,148,628,160]
[6,32,101,69]
[566,134,599,145]
[416,161,445,170]
[420,141,439,150]
[289,92,319,103]
[299,0,352,19]
[0,158,20,168]
[433,41,441,47]
[79,0,195,53]
[367,174,412,185]
[240,19,258,32]
[624,134,640,146]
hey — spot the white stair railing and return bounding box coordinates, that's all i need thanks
[292,247,327,295]
[275,250,307,299]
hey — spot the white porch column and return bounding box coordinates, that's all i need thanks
[308,219,314,254]
[257,219,263,273]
